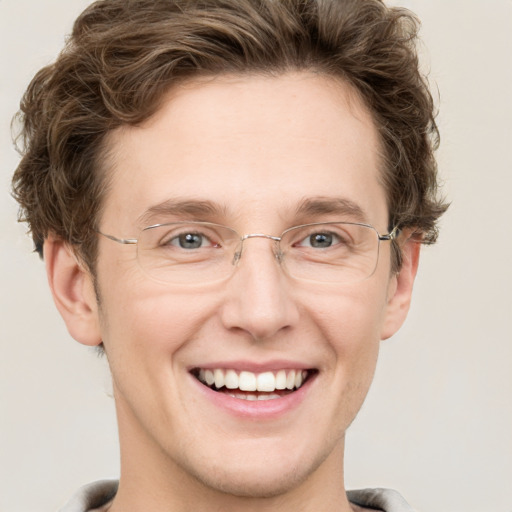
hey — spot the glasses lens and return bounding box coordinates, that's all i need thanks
[134,221,382,285]
[280,222,380,283]
[137,222,239,284]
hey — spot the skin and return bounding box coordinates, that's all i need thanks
[45,72,420,512]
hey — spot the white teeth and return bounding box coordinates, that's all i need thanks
[196,368,310,394]
[226,392,281,401]
[294,371,303,389]
[275,370,287,390]
[224,369,239,389]
[239,371,257,391]
[286,370,296,390]
[204,369,215,386]
[214,369,224,389]
[256,371,275,392]
[226,392,247,400]
[258,393,280,400]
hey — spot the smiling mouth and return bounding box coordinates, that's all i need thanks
[192,368,316,401]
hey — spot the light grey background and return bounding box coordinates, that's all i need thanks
[1,1,511,511]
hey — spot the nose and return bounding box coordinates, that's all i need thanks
[219,237,300,341]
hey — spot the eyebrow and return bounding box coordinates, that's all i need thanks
[137,198,227,227]
[137,195,367,228]
[294,196,368,223]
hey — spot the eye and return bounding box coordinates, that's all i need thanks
[298,231,342,248]
[167,232,216,249]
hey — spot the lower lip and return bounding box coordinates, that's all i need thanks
[190,373,316,419]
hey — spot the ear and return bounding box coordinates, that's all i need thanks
[380,235,421,340]
[44,236,102,346]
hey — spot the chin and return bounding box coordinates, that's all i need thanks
[188,462,310,499]
[174,437,335,500]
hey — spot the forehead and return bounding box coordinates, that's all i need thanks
[103,72,387,231]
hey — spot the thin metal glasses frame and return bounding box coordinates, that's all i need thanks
[98,221,399,246]
[98,220,400,284]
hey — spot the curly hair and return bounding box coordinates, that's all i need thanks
[12,0,447,272]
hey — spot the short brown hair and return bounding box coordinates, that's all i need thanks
[12,0,447,271]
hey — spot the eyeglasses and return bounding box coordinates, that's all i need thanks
[98,221,399,285]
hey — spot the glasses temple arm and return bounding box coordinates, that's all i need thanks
[97,231,138,245]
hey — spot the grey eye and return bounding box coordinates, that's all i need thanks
[297,231,342,248]
[172,232,207,249]
[308,233,334,248]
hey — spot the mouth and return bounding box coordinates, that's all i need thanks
[191,368,317,401]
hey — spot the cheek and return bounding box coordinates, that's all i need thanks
[303,285,387,396]
[304,283,389,347]
[96,253,210,349]
[97,286,221,420]
[99,285,217,357]
[296,288,384,437]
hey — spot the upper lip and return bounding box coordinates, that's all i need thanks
[187,360,315,372]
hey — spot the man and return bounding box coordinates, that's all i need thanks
[11,0,447,510]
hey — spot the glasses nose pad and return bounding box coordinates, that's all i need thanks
[232,240,243,266]
[231,239,282,266]
[273,241,284,264]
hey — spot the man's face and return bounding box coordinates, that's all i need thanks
[74,73,413,497]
